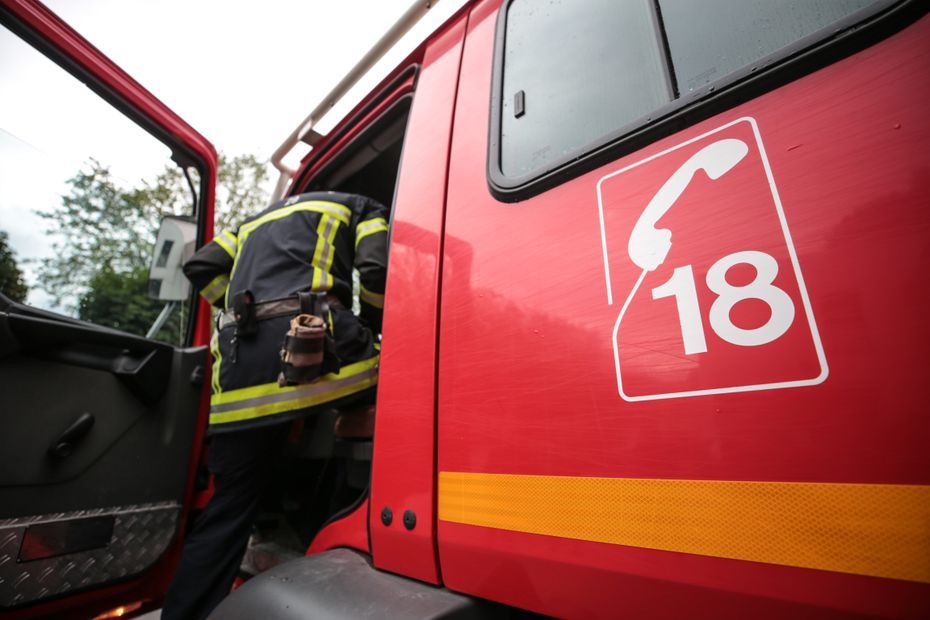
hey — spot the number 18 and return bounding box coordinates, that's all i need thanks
[651,250,795,355]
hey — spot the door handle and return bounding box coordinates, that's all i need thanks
[48,412,95,459]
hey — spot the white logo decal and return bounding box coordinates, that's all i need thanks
[597,117,827,401]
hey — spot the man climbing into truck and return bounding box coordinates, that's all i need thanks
[162,191,388,620]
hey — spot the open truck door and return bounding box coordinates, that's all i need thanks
[0,1,216,617]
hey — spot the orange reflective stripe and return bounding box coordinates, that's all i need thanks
[438,472,930,583]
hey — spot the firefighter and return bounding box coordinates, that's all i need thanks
[162,191,388,620]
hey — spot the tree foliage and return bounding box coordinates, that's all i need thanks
[77,265,175,336]
[216,153,270,231]
[0,230,29,303]
[34,153,269,339]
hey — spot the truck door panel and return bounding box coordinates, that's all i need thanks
[368,11,470,584]
[437,0,929,617]
[0,306,205,607]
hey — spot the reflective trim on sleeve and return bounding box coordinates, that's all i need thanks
[355,217,388,249]
[209,355,380,425]
[201,274,230,305]
[311,214,340,292]
[359,284,384,309]
[213,230,238,259]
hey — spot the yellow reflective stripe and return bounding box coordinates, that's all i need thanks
[359,284,384,309]
[209,355,379,424]
[211,355,379,405]
[355,217,388,249]
[213,230,238,259]
[210,329,222,393]
[200,274,229,305]
[311,214,339,292]
[239,201,351,245]
[438,472,930,584]
[226,201,351,306]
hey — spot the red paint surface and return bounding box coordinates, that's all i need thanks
[439,522,929,619]
[368,11,469,585]
[307,499,370,556]
[11,0,930,615]
[437,1,930,617]
[0,1,217,618]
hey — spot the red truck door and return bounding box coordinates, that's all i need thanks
[437,0,929,618]
[0,1,216,617]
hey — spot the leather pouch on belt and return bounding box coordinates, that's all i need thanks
[278,314,327,387]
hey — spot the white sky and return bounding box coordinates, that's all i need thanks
[0,0,466,310]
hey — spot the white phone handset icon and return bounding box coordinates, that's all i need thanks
[628,139,749,271]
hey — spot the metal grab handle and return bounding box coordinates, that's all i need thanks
[269,0,443,202]
[48,412,95,459]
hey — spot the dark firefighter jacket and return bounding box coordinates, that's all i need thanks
[183,191,388,432]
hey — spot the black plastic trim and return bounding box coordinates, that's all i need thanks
[212,549,511,620]
[292,64,420,195]
[6,312,175,405]
[19,515,114,562]
[299,96,414,196]
[487,0,927,203]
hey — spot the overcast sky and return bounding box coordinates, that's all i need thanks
[0,0,465,309]
[45,0,465,161]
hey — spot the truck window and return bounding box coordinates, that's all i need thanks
[499,0,668,178]
[491,0,887,193]
[663,0,877,95]
[0,22,201,345]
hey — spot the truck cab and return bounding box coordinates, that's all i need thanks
[0,0,928,618]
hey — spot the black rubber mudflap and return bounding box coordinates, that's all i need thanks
[209,548,508,619]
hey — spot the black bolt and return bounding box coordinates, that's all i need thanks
[403,509,416,531]
[381,507,393,526]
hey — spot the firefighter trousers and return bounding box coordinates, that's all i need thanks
[162,421,291,620]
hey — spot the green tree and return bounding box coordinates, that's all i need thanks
[0,230,29,303]
[216,153,270,231]
[34,153,269,338]
[77,265,172,336]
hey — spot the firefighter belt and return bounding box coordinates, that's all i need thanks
[218,291,341,386]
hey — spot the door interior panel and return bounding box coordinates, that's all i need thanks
[0,307,206,515]
[0,301,206,608]
[7,312,174,405]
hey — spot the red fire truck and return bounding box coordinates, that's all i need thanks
[0,0,928,617]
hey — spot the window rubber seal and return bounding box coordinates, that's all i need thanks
[486,0,927,203]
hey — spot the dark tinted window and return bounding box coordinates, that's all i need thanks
[496,0,883,182]
[501,0,668,177]
[664,0,877,94]
[155,240,175,268]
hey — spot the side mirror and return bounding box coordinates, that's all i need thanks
[148,216,196,301]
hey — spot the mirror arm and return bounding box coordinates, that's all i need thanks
[146,301,177,339]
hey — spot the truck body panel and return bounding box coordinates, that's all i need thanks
[435,1,930,617]
[3,0,929,617]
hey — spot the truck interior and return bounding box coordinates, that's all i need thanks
[234,84,414,578]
